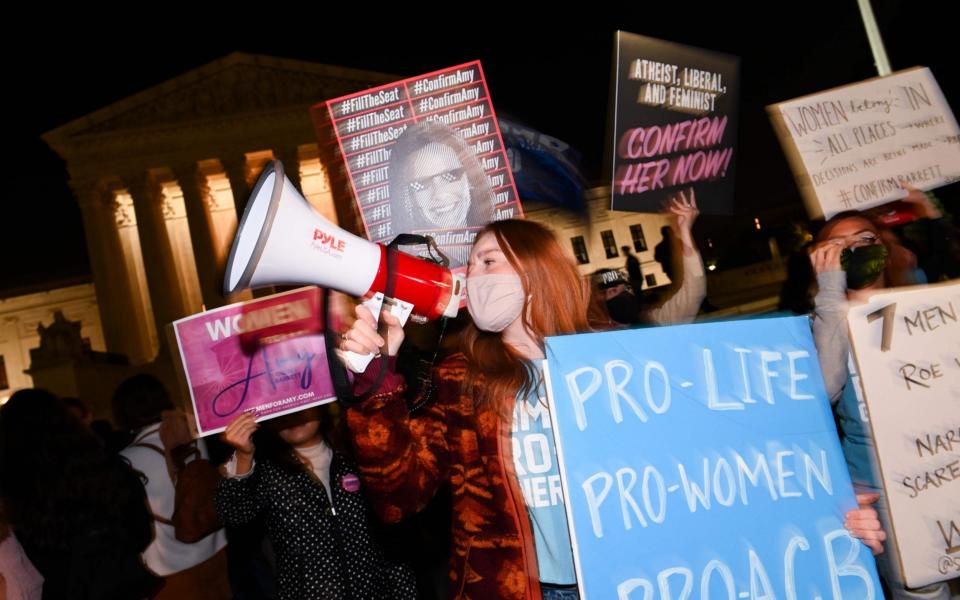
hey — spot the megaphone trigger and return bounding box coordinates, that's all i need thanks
[335,293,415,373]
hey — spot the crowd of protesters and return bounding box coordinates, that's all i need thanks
[2,167,958,599]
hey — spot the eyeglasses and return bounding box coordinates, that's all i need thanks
[845,232,881,249]
[409,168,465,193]
[827,231,881,250]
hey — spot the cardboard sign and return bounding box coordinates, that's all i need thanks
[769,67,960,219]
[170,287,336,436]
[610,31,739,214]
[312,62,522,269]
[544,316,881,599]
[847,282,960,586]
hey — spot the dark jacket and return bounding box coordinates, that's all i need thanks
[216,452,415,600]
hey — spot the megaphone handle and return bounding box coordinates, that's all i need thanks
[337,293,414,373]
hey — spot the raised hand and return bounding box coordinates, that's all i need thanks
[807,239,844,274]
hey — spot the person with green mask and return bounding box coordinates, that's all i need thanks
[808,204,956,600]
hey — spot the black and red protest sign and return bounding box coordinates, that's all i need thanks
[312,61,521,269]
[610,31,740,214]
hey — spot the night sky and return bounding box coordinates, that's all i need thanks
[5,2,958,295]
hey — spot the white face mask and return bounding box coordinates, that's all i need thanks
[466,273,525,332]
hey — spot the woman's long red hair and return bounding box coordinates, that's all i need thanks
[461,219,591,407]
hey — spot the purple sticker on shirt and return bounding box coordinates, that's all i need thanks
[340,473,361,493]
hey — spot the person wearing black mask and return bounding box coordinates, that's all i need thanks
[592,269,642,325]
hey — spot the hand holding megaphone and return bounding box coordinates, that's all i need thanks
[336,293,413,372]
[340,303,405,359]
[222,160,463,373]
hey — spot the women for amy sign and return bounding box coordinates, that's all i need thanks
[544,317,881,599]
[170,287,337,436]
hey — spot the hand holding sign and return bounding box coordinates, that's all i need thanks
[222,412,258,476]
[900,181,942,219]
[847,493,886,555]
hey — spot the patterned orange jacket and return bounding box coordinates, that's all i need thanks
[347,353,543,600]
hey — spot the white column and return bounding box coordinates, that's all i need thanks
[126,172,190,340]
[174,163,226,309]
[74,179,155,363]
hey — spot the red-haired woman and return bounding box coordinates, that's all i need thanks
[341,210,882,599]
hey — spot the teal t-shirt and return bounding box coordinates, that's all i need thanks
[837,353,882,487]
[511,369,576,585]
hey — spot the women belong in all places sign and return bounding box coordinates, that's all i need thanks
[543,316,881,599]
[170,287,337,436]
[768,67,960,219]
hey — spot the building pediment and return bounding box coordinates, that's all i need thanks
[44,53,398,146]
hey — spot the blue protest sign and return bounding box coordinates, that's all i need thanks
[544,316,882,599]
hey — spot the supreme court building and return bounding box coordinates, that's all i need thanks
[9,52,674,411]
[42,53,395,366]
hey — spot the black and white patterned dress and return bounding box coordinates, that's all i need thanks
[216,453,417,600]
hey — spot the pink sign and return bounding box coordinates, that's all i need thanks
[171,288,337,436]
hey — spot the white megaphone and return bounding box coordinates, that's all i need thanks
[223,160,464,372]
